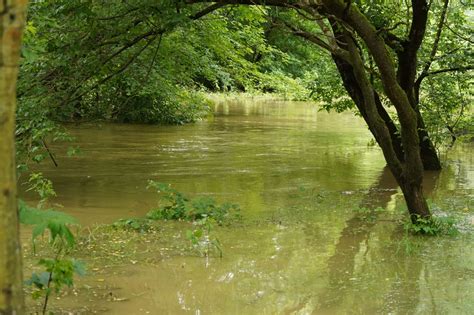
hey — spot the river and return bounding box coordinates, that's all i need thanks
[23,97,473,314]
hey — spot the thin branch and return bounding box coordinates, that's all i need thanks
[101,30,158,66]
[190,3,226,19]
[416,0,449,84]
[144,33,163,83]
[377,21,408,34]
[281,21,349,60]
[445,23,474,44]
[58,36,157,108]
[95,37,156,86]
[41,140,58,167]
[424,65,473,77]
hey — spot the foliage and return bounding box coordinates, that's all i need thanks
[146,181,240,224]
[112,217,152,233]
[417,2,474,146]
[15,107,72,173]
[186,217,223,258]
[25,258,85,301]
[145,181,239,257]
[18,1,280,126]
[404,215,459,236]
[20,200,84,314]
[25,172,56,208]
[422,73,473,146]
[19,201,77,248]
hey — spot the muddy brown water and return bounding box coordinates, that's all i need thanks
[22,97,473,314]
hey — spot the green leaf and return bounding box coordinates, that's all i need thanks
[19,201,77,226]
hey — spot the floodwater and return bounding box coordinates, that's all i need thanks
[23,97,473,314]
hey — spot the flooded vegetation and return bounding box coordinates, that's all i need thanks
[22,98,473,314]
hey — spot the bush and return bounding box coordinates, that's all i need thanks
[405,215,459,236]
[145,181,240,224]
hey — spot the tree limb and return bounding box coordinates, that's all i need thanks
[416,0,449,88]
[281,20,350,61]
[190,2,226,19]
[424,65,474,77]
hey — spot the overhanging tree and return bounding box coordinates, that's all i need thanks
[16,0,472,222]
[185,0,473,221]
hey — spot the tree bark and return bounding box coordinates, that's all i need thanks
[331,54,405,164]
[321,0,431,220]
[400,181,431,220]
[334,54,441,171]
[395,0,442,170]
[0,1,28,314]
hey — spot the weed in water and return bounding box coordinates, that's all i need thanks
[186,217,223,258]
[145,181,239,257]
[112,218,153,233]
[145,180,240,224]
[404,215,459,236]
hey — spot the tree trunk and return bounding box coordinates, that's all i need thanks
[415,103,442,171]
[0,1,28,314]
[331,31,440,172]
[332,55,405,163]
[395,1,442,171]
[322,0,432,220]
[400,181,431,221]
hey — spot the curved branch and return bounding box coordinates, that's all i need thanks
[424,65,474,77]
[281,20,351,61]
[445,23,474,44]
[191,3,226,19]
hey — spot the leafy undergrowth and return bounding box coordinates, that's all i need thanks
[404,215,459,236]
[145,180,241,223]
[111,181,241,258]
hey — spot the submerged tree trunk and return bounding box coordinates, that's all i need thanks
[400,182,431,219]
[0,1,28,313]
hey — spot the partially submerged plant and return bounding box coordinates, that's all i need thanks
[112,217,153,233]
[145,181,240,257]
[186,216,223,258]
[145,180,240,224]
[404,215,459,236]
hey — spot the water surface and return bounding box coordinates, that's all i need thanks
[24,97,473,314]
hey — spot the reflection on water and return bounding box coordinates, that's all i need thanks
[23,97,473,314]
[24,97,387,224]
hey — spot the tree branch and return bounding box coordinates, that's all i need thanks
[396,0,429,93]
[282,21,350,61]
[185,0,302,8]
[416,0,449,86]
[190,3,226,19]
[424,65,474,77]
